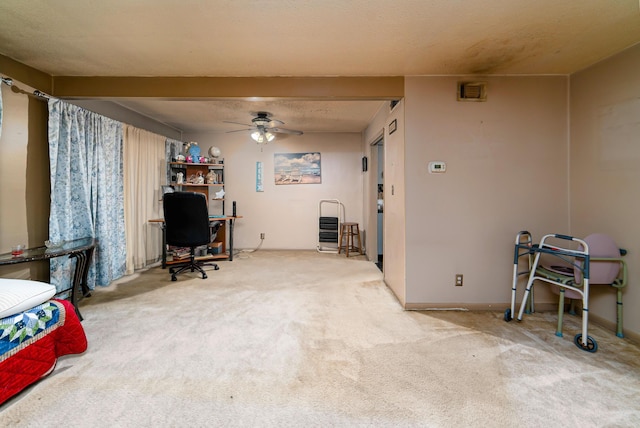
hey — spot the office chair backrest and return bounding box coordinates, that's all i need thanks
[574,233,621,285]
[163,192,211,248]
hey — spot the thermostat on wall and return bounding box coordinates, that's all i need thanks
[428,161,446,173]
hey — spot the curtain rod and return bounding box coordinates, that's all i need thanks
[1,75,53,100]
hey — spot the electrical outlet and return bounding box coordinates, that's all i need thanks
[455,274,463,286]
[260,233,265,240]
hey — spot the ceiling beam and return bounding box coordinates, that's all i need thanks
[52,76,404,100]
[0,54,52,93]
[1,56,403,100]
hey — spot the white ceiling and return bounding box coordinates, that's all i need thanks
[1,0,640,134]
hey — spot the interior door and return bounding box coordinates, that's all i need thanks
[373,138,384,270]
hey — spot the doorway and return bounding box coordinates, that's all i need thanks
[372,137,384,271]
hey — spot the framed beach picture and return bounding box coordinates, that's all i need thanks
[274,152,321,185]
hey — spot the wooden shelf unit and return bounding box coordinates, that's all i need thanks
[166,161,228,262]
[165,219,228,265]
[169,162,225,212]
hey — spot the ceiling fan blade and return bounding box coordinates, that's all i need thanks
[270,127,303,135]
[223,120,253,127]
[225,128,254,133]
[266,119,284,127]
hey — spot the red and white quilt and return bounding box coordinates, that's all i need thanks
[0,299,87,404]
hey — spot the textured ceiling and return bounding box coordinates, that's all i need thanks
[1,0,640,133]
[108,98,387,134]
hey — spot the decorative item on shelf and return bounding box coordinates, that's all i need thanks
[11,244,26,256]
[186,155,193,163]
[215,188,225,199]
[208,146,221,160]
[176,154,185,162]
[45,240,63,249]
[206,170,217,184]
[176,172,184,184]
[195,171,205,184]
[185,142,201,163]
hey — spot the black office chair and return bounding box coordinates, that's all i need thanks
[163,191,221,281]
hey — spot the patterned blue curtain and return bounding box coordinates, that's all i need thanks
[48,100,126,290]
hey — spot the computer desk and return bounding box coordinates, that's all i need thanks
[149,215,242,267]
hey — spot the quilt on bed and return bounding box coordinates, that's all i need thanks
[0,299,87,405]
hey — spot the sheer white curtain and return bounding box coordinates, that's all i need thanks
[123,125,165,274]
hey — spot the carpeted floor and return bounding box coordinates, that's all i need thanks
[2,250,640,427]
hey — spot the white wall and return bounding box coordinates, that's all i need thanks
[0,85,29,256]
[569,43,640,335]
[404,76,569,307]
[0,81,49,280]
[183,131,364,250]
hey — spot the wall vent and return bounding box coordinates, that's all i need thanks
[457,82,487,101]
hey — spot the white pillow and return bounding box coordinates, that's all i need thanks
[0,278,57,319]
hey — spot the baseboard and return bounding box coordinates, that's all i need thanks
[588,312,640,345]
[403,302,640,345]
[404,302,558,312]
[0,266,31,280]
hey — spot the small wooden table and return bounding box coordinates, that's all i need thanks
[149,216,241,268]
[0,237,96,320]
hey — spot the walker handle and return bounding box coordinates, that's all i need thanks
[554,233,574,240]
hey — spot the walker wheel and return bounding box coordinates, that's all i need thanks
[504,308,512,322]
[574,334,598,353]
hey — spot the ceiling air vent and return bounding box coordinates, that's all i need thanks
[457,82,487,102]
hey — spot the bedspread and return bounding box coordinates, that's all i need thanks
[0,299,87,405]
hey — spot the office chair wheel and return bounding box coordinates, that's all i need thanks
[202,273,208,279]
[214,265,220,270]
[171,275,177,282]
[574,334,598,353]
[504,308,512,322]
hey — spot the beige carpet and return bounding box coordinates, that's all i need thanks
[2,250,640,427]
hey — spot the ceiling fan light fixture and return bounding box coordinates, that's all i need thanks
[251,130,275,144]
[226,112,301,142]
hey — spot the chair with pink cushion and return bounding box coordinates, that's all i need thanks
[537,234,628,341]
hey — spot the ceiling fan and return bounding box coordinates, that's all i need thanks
[224,111,303,144]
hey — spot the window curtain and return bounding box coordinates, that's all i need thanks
[165,138,184,183]
[48,100,126,291]
[123,124,165,274]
